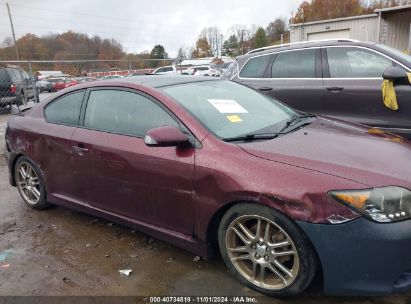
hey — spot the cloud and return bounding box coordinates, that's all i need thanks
[0,0,302,56]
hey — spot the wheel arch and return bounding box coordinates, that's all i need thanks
[205,199,324,290]
[10,153,24,186]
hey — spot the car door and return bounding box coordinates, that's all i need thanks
[42,90,86,202]
[21,70,34,98]
[235,48,325,115]
[323,46,411,137]
[70,88,195,234]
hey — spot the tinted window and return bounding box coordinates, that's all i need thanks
[21,70,30,80]
[9,69,22,81]
[239,54,271,78]
[271,49,316,78]
[45,91,84,125]
[327,47,395,78]
[0,69,10,82]
[164,67,173,72]
[84,90,178,137]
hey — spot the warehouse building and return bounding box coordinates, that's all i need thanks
[289,4,411,52]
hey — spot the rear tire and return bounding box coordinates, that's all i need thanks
[218,203,317,296]
[15,156,49,210]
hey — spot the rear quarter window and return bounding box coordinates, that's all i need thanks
[45,91,85,125]
[239,54,272,78]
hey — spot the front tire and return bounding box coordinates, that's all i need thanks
[15,157,49,210]
[218,203,317,296]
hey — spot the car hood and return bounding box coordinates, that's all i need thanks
[239,117,411,188]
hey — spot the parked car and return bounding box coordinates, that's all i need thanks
[101,75,123,80]
[63,78,78,89]
[5,75,411,297]
[36,79,51,92]
[76,77,97,83]
[181,67,196,75]
[0,67,38,107]
[152,65,177,75]
[224,39,411,138]
[46,78,66,92]
[193,65,219,76]
[125,72,147,77]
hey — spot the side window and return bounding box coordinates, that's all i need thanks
[239,54,271,78]
[21,70,30,80]
[326,47,395,78]
[84,89,178,137]
[271,49,316,78]
[45,91,84,125]
[164,67,173,72]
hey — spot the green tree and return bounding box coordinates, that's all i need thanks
[176,47,186,62]
[252,27,268,50]
[149,45,168,67]
[222,35,239,56]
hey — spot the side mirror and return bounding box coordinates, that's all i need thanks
[382,66,407,81]
[144,126,190,147]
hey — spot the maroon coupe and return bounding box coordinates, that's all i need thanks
[4,76,411,296]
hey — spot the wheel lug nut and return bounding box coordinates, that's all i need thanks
[255,254,260,259]
[264,255,269,261]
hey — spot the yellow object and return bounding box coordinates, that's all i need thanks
[381,80,398,110]
[407,72,411,84]
[333,190,371,210]
[226,115,243,122]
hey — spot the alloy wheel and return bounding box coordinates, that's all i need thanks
[16,161,41,205]
[226,215,300,290]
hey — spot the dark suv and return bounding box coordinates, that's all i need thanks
[0,67,38,108]
[223,39,411,138]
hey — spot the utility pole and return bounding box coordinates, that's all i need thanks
[240,30,245,55]
[6,3,19,61]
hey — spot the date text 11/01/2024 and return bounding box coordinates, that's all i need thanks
[149,296,257,303]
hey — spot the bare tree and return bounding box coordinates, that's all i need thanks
[199,27,223,57]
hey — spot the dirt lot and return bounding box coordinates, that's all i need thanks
[0,111,410,303]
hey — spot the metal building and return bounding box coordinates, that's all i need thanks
[289,4,411,52]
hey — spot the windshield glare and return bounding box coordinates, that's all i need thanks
[161,80,296,139]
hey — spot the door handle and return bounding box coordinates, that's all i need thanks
[258,87,273,92]
[72,145,89,155]
[326,86,344,92]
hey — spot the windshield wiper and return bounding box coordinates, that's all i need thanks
[280,114,316,132]
[223,132,285,142]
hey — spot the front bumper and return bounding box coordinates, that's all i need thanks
[0,96,16,105]
[298,217,411,296]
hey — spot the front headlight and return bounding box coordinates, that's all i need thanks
[329,186,411,223]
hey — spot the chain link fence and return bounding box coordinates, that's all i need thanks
[0,59,179,115]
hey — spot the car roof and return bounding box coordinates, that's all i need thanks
[238,39,379,59]
[109,75,218,88]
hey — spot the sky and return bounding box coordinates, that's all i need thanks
[0,0,302,57]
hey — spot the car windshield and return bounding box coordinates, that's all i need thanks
[161,80,296,139]
[376,43,411,67]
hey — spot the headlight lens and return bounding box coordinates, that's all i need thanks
[329,186,411,223]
